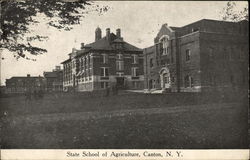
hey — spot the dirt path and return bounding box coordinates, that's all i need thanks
[4,103,238,126]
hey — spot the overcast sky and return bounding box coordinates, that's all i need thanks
[0,1,248,85]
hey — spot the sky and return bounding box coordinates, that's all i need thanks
[0,1,248,85]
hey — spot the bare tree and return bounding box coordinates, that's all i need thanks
[221,1,248,22]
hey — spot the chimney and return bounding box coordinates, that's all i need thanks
[55,66,61,71]
[116,28,121,38]
[95,27,102,41]
[81,43,85,49]
[106,28,110,41]
[27,74,30,77]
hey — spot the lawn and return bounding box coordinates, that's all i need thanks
[0,91,248,149]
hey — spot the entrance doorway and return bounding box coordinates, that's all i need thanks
[116,77,125,89]
[149,79,153,89]
[159,67,171,90]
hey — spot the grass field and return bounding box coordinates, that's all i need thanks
[0,92,248,149]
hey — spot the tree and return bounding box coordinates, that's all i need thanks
[0,0,109,60]
[221,1,248,22]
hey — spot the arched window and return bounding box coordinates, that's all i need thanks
[159,35,170,55]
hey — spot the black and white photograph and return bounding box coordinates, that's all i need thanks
[0,0,249,159]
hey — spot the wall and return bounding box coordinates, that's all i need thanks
[179,32,201,92]
[199,32,249,92]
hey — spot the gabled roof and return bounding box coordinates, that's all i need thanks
[61,58,71,64]
[62,30,142,63]
[169,26,180,31]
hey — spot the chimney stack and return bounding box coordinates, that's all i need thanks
[81,43,85,49]
[95,26,102,41]
[55,66,61,71]
[27,74,30,77]
[106,28,110,41]
[116,28,121,38]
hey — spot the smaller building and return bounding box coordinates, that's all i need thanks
[5,74,45,93]
[0,86,7,95]
[43,66,63,92]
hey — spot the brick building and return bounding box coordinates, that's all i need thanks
[43,66,63,92]
[144,19,249,92]
[62,27,144,92]
[5,74,45,93]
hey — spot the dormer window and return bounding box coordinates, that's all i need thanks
[102,54,108,64]
[192,28,199,32]
[115,43,123,49]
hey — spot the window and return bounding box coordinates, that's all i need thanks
[115,43,123,49]
[159,43,163,55]
[102,54,108,64]
[101,82,109,89]
[167,47,169,54]
[131,67,138,77]
[164,75,170,84]
[83,58,86,68]
[81,72,84,81]
[192,28,199,32]
[117,54,123,59]
[239,48,244,60]
[210,74,217,86]
[184,75,194,88]
[117,72,124,77]
[116,61,124,71]
[89,68,92,80]
[150,58,154,68]
[209,47,214,60]
[161,60,165,66]
[229,47,234,60]
[230,75,235,85]
[185,49,191,61]
[132,81,138,89]
[163,48,167,55]
[101,67,109,77]
[171,76,175,83]
[86,57,89,67]
[132,54,138,64]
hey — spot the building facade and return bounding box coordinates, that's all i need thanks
[5,74,45,93]
[144,19,249,92]
[43,66,63,92]
[62,27,144,92]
